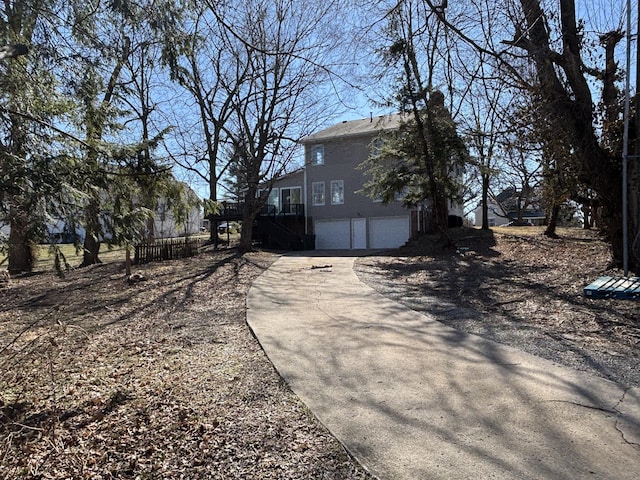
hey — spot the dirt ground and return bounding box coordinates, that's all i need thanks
[1,228,638,478]
[355,227,640,388]
[0,248,372,479]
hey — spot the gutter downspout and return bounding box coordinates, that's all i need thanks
[303,161,308,235]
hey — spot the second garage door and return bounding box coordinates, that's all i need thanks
[369,216,410,249]
[314,219,350,249]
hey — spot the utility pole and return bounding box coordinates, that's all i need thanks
[622,0,632,276]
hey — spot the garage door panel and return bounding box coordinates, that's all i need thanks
[315,219,350,249]
[369,216,409,249]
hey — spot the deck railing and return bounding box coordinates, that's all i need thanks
[209,202,304,219]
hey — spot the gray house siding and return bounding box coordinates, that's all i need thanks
[301,115,412,249]
[304,135,408,221]
[259,169,304,215]
[268,113,465,250]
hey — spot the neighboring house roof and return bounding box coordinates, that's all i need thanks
[495,187,516,204]
[484,188,545,220]
[300,113,407,143]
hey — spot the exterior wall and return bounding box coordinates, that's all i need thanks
[0,196,202,244]
[152,201,202,239]
[303,134,408,223]
[473,202,510,227]
[271,113,466,249]
[301,131,412,249]
[473,200,546,227]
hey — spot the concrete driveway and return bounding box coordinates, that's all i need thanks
[247,254,640,480]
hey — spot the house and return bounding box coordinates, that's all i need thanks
[0,182,203,245]
[148,185,202,240]
[473,187,546,227]
[300,114,412,249]
[263,113,464,250]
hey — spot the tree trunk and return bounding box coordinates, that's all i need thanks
[239,179,261,253]
[81,233,101,267]
[80,197,102,267]
[545,204,560,238]
[481,173,490,230]
[518,0,626,266]
[7,204,34,274]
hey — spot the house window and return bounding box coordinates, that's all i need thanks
[331,180,344,205]
[394,187,408,202]
[281,187,301,214]
[312,182,325,206]
[258,188,278,214]
[311,144,324,165]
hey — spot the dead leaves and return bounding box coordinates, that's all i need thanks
[1,251,372,479]
[355,228,639,386]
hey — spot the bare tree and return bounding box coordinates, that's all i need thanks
[459,61,511,230]
[421,0,635,269]
[203,0,345,252]
[158,4,247,220]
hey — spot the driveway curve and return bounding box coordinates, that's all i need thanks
[247,253,640,480]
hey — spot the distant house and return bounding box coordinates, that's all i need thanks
[0,181,202,244]
[148,185,202,240]
[264,113,464,250]
[473,187,546,226]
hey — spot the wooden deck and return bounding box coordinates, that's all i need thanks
[584,276,640,300]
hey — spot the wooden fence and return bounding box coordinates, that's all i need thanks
[133,238,206,265]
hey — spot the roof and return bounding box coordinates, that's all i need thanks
[511,211,546,219]
[300,113,407,144]
[494,187,516,203]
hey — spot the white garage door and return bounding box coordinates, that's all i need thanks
[315,219,350,249]
[369,216,410,249]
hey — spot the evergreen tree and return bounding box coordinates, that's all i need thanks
[360,91,467,232]
[0,0,77,273]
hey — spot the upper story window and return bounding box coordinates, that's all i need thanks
[312,182,325,206]
[311,144,324,165]
[370,137,384,157]
[394,187,408,202]
[331,180,344,205]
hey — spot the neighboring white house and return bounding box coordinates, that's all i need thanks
[473,187,546,226]
[150,191,202,240]
[0,182,203,244]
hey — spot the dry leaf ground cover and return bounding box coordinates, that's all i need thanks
[0,248,372,479]
[2,228,639,479]
[355,227,640,388]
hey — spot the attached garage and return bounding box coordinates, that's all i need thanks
[314,219,350,249]
[369,216,410,249]
[314,215,410,250]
